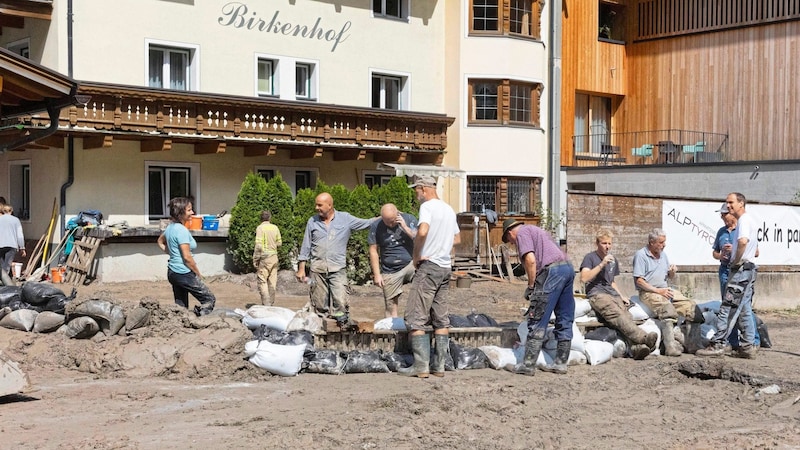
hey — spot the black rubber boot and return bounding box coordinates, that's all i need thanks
[542,340,571,374]
[431,334,449,377]
[397,334,430,378]
[511,337,544,376]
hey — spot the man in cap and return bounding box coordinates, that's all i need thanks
[503,219,576,376]
[368,203,418,318]
[580,229,657,360]
[698,193,759,358]
[398,175,460,378]
[296,192,376,323]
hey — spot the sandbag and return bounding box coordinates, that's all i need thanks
[8,298,41,312]
[630,295,656,318]
[285,310,323,334]
[241,305,296,331]
[252,324,284,343]
[628,303,650,320]
[70,299,126,335]
[448,314,473,328]
[449,341,488,370]
[0,306,10,321]
[585,326,619,343]
[384,351,414,372]
[302,349,344,374]
[21,282,70,306]
[479,345,517,370]
[757,316,772,348]
[467,313,498,327]
[65,316,100,339]
[639,319,662,356]
[0,286,21,307]
[341,350,391,373]
[574,298,592,318]
[279,330,314,351]
[568,349,588,366]
[373,317,406,331]
[125,306,151,332]
[244,340,304,377]
[612,339,628,358]
[33,311,65,333]
[584,340,614,365]
[0,309,39,331]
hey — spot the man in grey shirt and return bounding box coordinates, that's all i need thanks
[296,192,375,322]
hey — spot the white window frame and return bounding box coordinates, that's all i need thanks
[361,170,394,188]
[294,60,318,101]
[256,57,278,97]
[6,38,30,58]
[144,39,200,91]
[370,69,410,111]
[255,165,319,195]
[144,161,200,220]
[372,0,410,21]
[7,160,31,222]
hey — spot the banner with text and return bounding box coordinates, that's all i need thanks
[662,200,800,266]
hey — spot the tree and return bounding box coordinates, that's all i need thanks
[263,174,294,269]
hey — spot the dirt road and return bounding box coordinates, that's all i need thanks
[1,273,799,449]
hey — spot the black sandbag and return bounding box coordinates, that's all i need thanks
[428,347,456,372]
[448,341,489,370]
[448,314,473,328]
[756,315,772,348]
[252,324,284,343]
[8,298,42,312]
[302,349,344,375]
[467,312,499,327]
[0,286,22,307]
[21,282,69,306]
[69,299,126,335]
[341,350,391,373]
[382,351,413,372]
[585,326,619,343]
[279,330,315,350]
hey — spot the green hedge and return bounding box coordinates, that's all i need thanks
[227,173,416,284]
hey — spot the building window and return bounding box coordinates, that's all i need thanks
[468,176,539,214]
[371,73,407,110]
[364,173,393,188]
[470,0,542,39]
[257,59,277,97]
[148,44,195,90]
[8,161,31,221]
[6,38,30,58]
[295,63,312,99]
[256,166,318,195]
[257,169,275,182]
[146,163,198,220]
[574,94,611,154]
[469,79,542,126]
[599,1,625,42]
[296,171,313,192]
[373,0,408,19]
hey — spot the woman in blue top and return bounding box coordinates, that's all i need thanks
[157,197,215,316]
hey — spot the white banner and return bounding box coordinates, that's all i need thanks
[662,200,800,266]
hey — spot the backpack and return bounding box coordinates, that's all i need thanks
[77,210,103,226]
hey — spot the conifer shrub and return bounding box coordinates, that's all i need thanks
[228,172,269,273]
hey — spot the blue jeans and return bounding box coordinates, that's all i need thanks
[167,269,216,311]
[718,264,760,347]
[713,264,756,347]
[527,262,576,342]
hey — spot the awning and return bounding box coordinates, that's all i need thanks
[377,163,466,179]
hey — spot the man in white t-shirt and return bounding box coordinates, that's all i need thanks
[697,192,759,359]
[398,175,460,378]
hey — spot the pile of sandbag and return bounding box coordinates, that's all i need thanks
[0,283,151,338]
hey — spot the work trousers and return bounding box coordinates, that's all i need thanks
[526,262,575,342]
[167,269,216,311]
[309,269,348,318]
[712,264,757,347]
[256,254,279,306]
[588,293,648,344]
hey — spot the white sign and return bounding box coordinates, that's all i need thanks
[662,200,800,266]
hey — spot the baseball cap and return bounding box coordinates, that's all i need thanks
[408,175,436,188]
[715,203,729,213]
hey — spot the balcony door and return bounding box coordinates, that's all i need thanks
[575,94,611,154]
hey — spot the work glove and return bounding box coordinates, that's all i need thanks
[524,286,535,301]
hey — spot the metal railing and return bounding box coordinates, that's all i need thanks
[570,129,729,167]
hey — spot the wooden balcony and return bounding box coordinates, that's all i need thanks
[568,129,729,167]
[22,81,454,164]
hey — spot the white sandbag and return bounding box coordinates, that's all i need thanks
[612,339,628,358]
[0,309,39,331]
[639,319,661,356]
[479,346,517,370]
[568,349,587,365]
[374,317,406,331]
[630,295,655,318]
[583,340,614,365]
[628,303,650,320]
[242,306,296,331]
[244,340,304,377]
[571,322,585,354]
[374,317,393,330]
[285,310,323,334]
[517,321,529,344]
[574,298,592,318]
[574,315,596,323]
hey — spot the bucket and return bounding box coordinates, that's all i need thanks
[50,267,64,283]
[11,262,22,278]
[456,276,472,289]
[187,215,203,230]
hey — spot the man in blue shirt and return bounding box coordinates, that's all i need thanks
[296,192,376,322]
[368,203,418,318]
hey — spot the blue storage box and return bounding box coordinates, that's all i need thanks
[202,218,219,230]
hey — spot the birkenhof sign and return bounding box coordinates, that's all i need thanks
[662,200,800,266]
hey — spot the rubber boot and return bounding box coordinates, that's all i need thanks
[431,334,449,377]
[630,332,658,360]
[658,319,682,356]
[510,337,544,376]
[542,340,571,374]
[397,334,430,378]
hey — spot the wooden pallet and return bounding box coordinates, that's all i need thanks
[64,236,102,285]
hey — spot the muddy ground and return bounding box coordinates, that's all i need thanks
[1,271,800,449]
